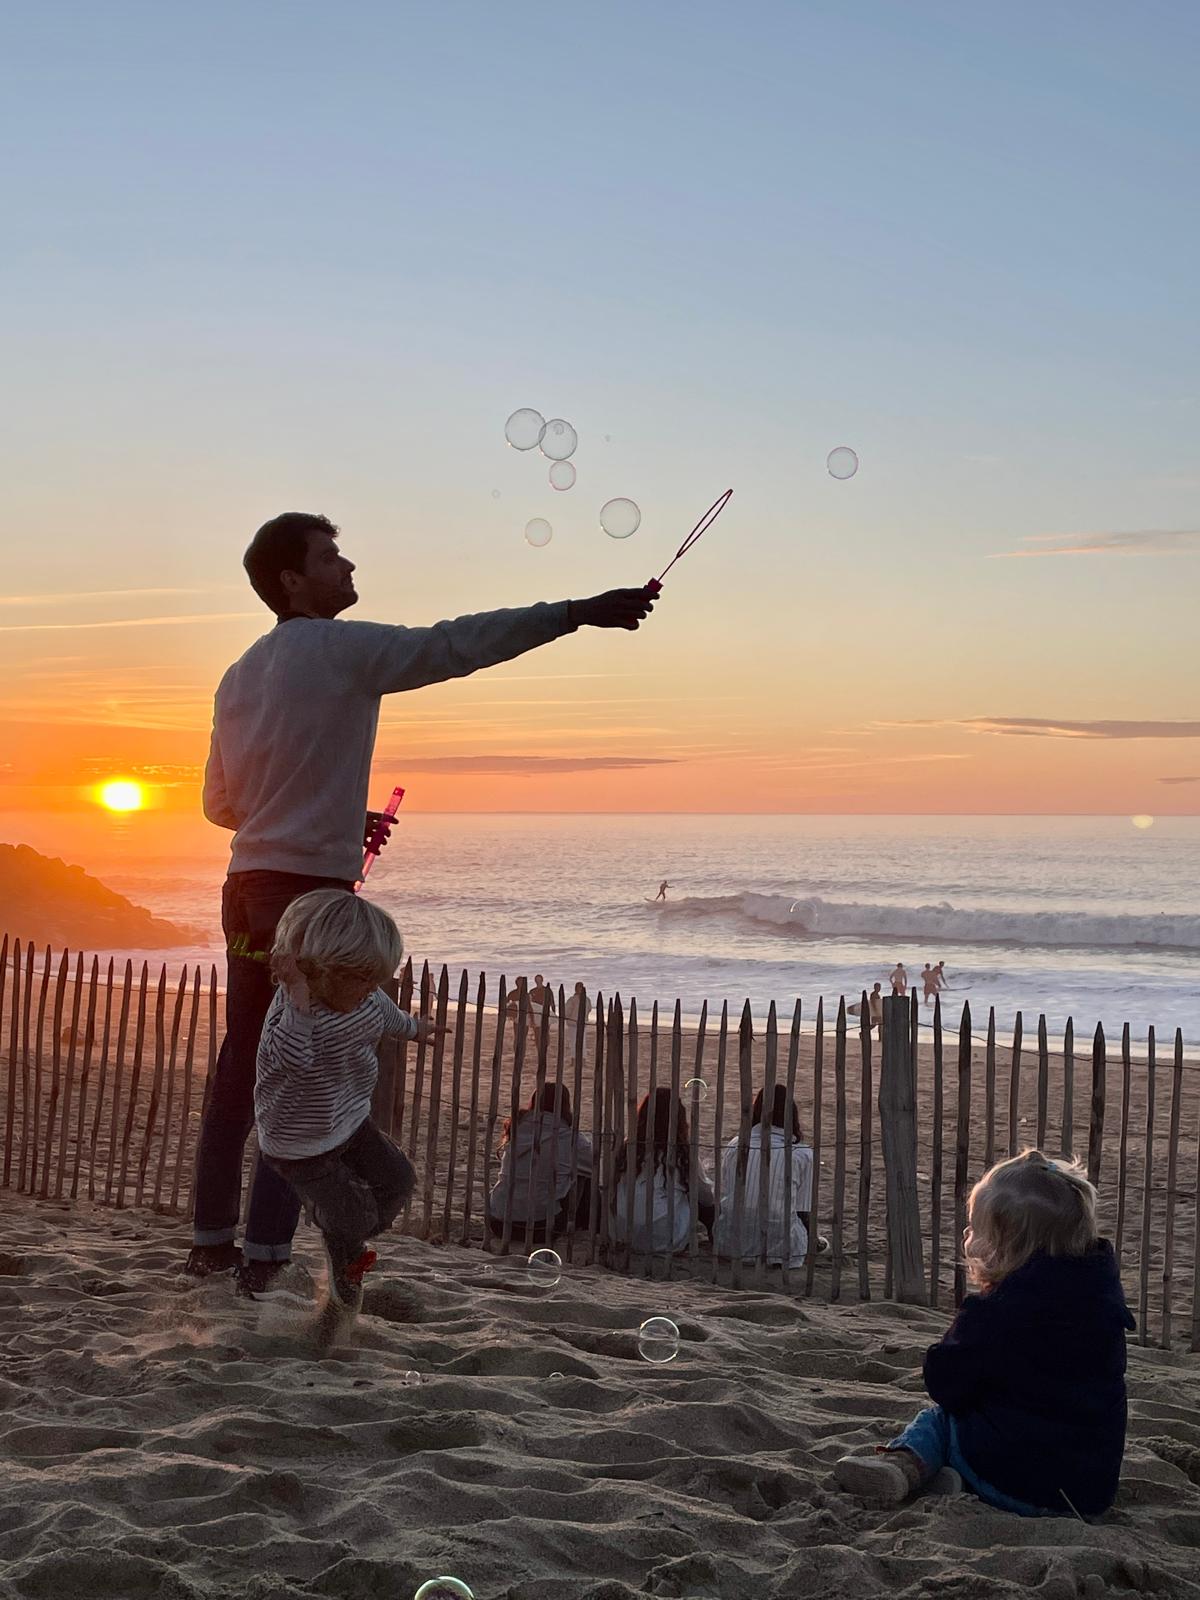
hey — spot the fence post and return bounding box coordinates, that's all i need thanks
[879,994,927,1304]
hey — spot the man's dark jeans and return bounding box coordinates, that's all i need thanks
[191,869,355,1262]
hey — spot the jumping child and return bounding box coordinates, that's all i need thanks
[254,889,436,1336]
[835,1150,1134,1518]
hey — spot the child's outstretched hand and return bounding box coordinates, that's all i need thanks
[414,1015,444,1045]
[275,953,311,1012]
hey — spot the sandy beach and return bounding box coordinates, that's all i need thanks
[4,1187,1200,1599]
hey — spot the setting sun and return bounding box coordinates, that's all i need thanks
[98,779,145,813]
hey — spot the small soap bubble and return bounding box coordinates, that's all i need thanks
[490,489,501,499]
[524,518,553,548]
[637,1315,680,1364]
[400,1369,422,1387]
[1131,814,1155,830]
[539,418,577,461]
[826,446,859,480]
[528,1247,562,1287]
[414,1581,474,1600]
[549,460,576,491]
[599,497,641,539]
[683,1077,708,1100]
[505,408,546,451]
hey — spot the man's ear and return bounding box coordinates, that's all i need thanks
[279,567,302,597]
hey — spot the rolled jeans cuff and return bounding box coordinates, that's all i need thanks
[192,1226,237,1247]
[242,1240,294,1263]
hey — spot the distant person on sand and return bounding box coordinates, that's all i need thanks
[889,962,908,997]
[713,1085,829,1267]
[190,509,656,1294]
[835,1151,1133,1517]
[654,880,670,901]
[486,1083,592,1245]
[611,1087,715,1255]
[254,892,437,1340]
[868,982,884,1036]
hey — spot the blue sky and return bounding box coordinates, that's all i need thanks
[2,0,1197,821]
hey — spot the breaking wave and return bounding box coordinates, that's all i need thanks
[652,892,1200,953]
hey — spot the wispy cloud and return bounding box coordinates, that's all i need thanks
[0,612,259,634]
[880,717,1200,740]
[380,754,680,774]
[1159,775,1200,785]
[990,529,1200,560]
[0,586,239,608]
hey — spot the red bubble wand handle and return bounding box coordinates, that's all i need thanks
[645,488,733,597]
[358,785,405,889]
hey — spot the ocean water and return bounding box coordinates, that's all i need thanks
[97,814,1199,1046]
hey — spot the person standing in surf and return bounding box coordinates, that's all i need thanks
[655,880,670,901]
[189,509,656,1294]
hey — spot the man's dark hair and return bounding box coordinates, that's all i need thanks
[243,512,339,615]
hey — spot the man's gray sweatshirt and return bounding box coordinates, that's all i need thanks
[202,604,573,880]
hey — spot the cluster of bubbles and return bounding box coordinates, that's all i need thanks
[527,1247,563,1287]
[504,407,641,549]
[414,1580,474,1600]
[637,1315,681,1363]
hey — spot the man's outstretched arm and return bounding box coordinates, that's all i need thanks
[346,587,657,696]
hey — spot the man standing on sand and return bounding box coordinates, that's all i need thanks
[189,510,655,1294]
[868,982,884,1035]
[889,962,908,997]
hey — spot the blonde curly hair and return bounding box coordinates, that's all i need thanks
[965,1149,1098,1290]
[271,889,403,1005]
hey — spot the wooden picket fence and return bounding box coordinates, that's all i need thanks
[0,933,1195,1348]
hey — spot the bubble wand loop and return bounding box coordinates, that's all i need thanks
[358,785,405,890]
[645,488,732,596]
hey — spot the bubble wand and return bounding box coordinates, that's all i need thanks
[358,785,405,890]
[645,488,733,597]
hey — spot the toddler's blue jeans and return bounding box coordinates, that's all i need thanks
[891,1406,1057,1519]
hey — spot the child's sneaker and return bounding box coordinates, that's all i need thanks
[834,1448,925,1505]
[314,1247,377,1354]
[927,1466,964,1497]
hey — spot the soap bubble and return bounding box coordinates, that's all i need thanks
[490,489,501,500]
[1131,815,1155,830]
[826,446,859,480]
[683,1077,708,1100]
[549,460,576,491]
[600,497,641,539]
[637,1315,680,1364]
[414,1581,474,1600]
[539,418,577,461]
[524,519,553,548]
[505,408,546,451]
[527,1247,562,1287]
[400,1369,422,1387]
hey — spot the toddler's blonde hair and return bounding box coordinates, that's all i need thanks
[966,1149,1098,1289]
[271,889,403,1001]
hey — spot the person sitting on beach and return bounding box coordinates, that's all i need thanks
[868,982,884,1036]
[713,1085,828,1266]
[610,1087,715,1255]
[254,890,437,1327]
[834,1150,1134,1517]
[889,962,908,996]
[486,1083,592,1245]
[921,963,938,1005]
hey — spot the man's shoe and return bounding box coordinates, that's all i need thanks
[234,1259,290,1299]
[183,1242,242,1278]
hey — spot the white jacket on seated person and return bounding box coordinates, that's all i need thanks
[713,1125,814,1266]
[611,1160,714,1255]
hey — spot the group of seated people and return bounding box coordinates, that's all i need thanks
[486,1081,828,1265]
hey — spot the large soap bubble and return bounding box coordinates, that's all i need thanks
[414,1581,475,1600]
[826,446,859,480]
[637,1315,680,1363]
[683,1077,708,1100]
[527,1247,562,1287]
[505,408,547,451]
[539,418,577,461]
[524,519,553,548]
[549,460,576,491]
[599,498,641,539]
